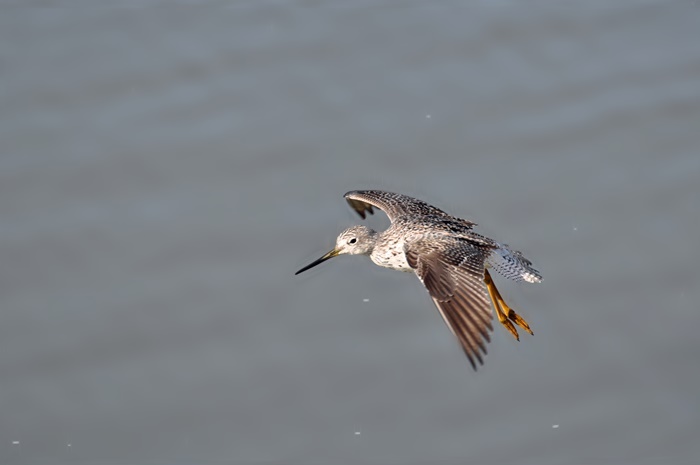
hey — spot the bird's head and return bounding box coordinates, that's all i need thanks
[295,225,376,275]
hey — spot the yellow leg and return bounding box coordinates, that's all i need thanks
[484,269,533,341]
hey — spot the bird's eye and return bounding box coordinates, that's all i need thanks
[349,238,357,244]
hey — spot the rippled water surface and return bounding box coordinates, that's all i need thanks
[2,2,700,465]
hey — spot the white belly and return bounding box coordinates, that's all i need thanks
[370,245,413,272]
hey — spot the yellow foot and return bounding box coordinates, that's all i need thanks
[500,317,521,341]
[484,269,533,341]
[507,309,533,336]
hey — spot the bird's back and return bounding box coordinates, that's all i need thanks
[376,214,541,283]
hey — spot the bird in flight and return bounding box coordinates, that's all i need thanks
[295,190,542,369]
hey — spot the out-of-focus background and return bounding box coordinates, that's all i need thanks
[2,2,699,465]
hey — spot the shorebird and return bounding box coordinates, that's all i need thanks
[295,190,542,369]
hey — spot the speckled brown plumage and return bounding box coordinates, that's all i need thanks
[296,190,542,369]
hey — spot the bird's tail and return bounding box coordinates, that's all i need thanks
[487,245,542,283]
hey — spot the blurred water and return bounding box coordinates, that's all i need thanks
[1,2,700,465]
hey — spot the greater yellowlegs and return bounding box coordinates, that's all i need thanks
[295,190,542,369]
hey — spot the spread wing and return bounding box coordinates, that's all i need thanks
[405,239,494,369]
[344,190,476,227]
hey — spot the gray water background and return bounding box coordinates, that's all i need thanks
[2,2,700,464]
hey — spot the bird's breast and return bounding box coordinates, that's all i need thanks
[370,241,413,272]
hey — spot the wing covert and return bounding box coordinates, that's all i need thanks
[344,190,470,224]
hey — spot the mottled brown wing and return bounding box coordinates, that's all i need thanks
[344,190,476,227]
[405,239,494,369]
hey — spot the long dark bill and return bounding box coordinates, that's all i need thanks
[295,249,340,275]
